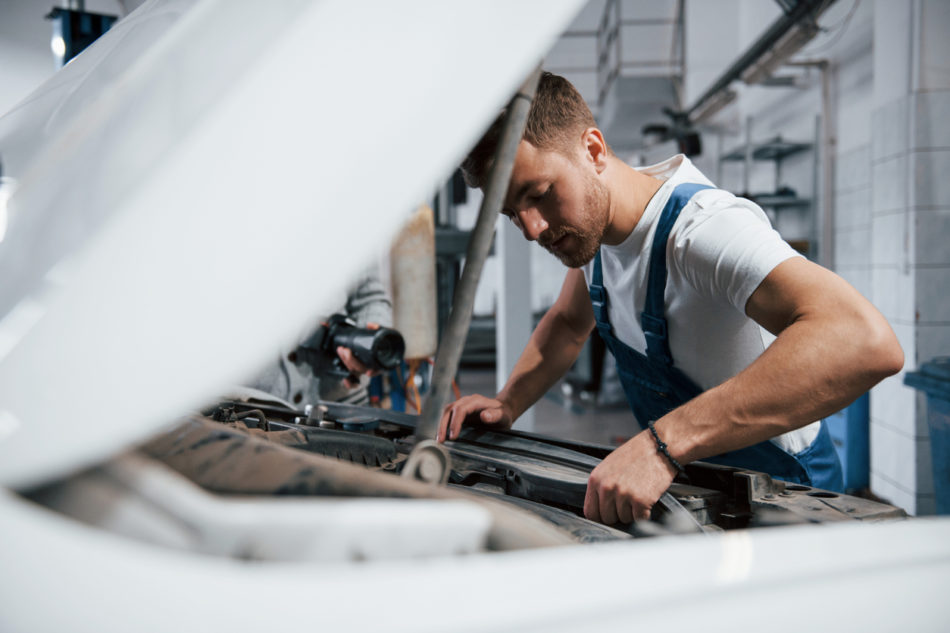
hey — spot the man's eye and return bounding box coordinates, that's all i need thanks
[531,186,552,201]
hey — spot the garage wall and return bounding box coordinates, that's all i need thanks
[867,0,950,515]
[692,0,950,515]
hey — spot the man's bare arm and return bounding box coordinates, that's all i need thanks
[438,268,595,441]
[498,268,596,418]
[658,257,903,463]
[585,257,903,524]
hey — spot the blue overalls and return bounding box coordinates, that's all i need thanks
[589,182,844,491]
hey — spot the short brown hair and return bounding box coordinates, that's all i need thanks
[461,72,603,189]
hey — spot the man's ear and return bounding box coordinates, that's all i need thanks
[582,128,609,173]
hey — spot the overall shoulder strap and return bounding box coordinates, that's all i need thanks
[642,182,713,365]
[589,251,610,335]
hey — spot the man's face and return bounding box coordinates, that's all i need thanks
[500,140,610,268]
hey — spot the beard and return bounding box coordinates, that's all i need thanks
[538,173,610,268]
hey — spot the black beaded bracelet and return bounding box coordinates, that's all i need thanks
[646,419,685,474]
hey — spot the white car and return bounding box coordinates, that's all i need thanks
[1,2,948,631]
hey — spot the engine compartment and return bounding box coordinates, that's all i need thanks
[172,401,906,533]
[21,398,906,561]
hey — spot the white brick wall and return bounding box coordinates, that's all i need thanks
[868,92,923,514]
[833,144,872,299]
[866,0,950,514]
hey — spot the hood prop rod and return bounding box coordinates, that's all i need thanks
[411,66,541,458]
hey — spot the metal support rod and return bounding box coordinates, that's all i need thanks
[819,62,836,269]
[743,115,753,196]
[415,65,542,441]
[788,59,835,268]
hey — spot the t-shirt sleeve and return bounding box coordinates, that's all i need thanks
[669,192,802,313]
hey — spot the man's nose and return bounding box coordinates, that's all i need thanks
[518,208,548,241]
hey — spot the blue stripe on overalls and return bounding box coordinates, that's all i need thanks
[589,182,844,492]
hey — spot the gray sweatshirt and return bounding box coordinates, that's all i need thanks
[249,266,393,406]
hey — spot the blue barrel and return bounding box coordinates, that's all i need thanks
[904,357,950,515]
[826,393,870,491]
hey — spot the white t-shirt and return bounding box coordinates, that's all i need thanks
[582,154,819,454]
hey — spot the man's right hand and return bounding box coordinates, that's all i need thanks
[437,395,515,442]
[434,270,594,444]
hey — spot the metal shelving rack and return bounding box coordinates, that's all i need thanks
[717,117,820,259]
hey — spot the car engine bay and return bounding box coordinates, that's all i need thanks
[22,398,906,562]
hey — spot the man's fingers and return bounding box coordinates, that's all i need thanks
[481,408,501,423]
[598,488,619,526]
[436,395,508,443]
[583,484,600,523]
[336,346,352,365]
[439,400,473,442]
[336,347,370,375]
[450,401,477,440]
[436,412,448,443]
[437,402,459,443]
[616,498,634,525]
[437,401,460,442]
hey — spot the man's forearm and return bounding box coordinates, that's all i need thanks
[497,310,590,421]
[659,304,902,465]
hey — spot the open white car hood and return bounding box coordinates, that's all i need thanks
[3,4,950,632]
[0,0,583,488]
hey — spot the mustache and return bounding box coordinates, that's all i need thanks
[538,229,566,248]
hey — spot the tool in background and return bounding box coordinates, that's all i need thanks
[297,314,406,384]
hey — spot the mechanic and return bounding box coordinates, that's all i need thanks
[437,72,904,526]
[250,265,393,406]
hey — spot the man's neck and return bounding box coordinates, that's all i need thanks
[602,156,664,246]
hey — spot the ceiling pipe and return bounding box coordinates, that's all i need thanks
[683,0,837,124]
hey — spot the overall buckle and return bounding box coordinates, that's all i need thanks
[641,312,672,366]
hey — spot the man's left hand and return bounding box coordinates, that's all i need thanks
[583,430,678,525]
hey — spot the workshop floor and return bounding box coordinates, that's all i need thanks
[455,368,637,447]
